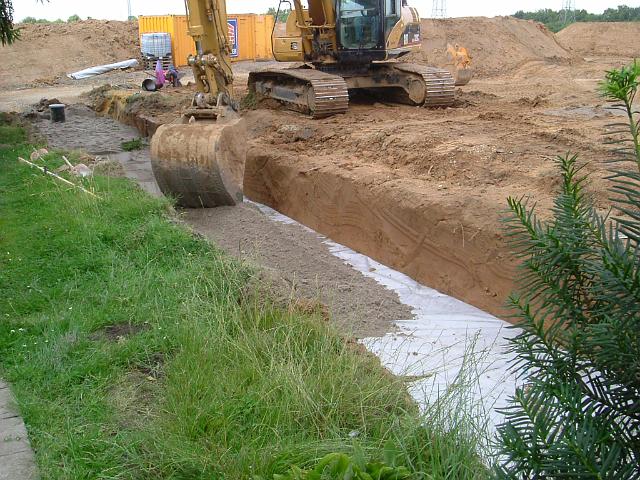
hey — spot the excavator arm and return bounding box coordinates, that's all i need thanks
[149,0,247,208]
[184,0,235,113]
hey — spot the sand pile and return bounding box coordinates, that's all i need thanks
[409,16,571,77]
[556,22,640,57]
[0,20,139,89]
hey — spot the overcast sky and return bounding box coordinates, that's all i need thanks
[14,0,639,22]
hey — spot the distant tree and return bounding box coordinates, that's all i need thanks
[0,0,18,45]
[266,6,290,23]
[2,0,46,45]
[21,16,37,23]
[67,14,80,22]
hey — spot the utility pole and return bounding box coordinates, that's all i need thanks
[432,0,447,18]
[127,0,132,20]
[562,0,576,25]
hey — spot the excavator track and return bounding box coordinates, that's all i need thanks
[249,68,349,119]
[384,63,456,108]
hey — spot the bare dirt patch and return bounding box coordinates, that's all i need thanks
[0,20,140,90]
[409,16,571,77]
[93,323,150,343]
[556,22,640,58]
[110,371,160,430]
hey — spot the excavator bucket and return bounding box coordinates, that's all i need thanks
[447,43,473,86]
[455,67,473,86]
[150,119,247,208]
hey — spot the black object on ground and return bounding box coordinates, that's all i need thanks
[49,104,66,123]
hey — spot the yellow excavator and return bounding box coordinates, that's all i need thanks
[151,0,472,207]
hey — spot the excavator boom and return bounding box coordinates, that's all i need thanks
[185,0,234,102]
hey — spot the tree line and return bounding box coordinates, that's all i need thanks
[514,4,640,32]
[21,14,81,24]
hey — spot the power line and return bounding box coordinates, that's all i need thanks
[432,0,447,18]
[561,0,576,25]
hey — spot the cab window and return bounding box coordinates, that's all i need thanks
[338,0,380,49]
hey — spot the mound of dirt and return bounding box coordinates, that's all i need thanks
[408,16,571,77]
[0,20,139,89]
[556,22,640,57]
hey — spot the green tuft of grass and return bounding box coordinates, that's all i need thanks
[0,120,488,478]
[121,138,144,151]
[241,91,258,110]
[125,93,143,105]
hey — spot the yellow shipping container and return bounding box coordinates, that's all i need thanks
[138,14,274,67]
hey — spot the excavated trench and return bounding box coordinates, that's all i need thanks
[244,150,516,317]
[96,91,517,319]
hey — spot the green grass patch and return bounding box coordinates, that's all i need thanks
[121,138,144,151]
[0,120,488,478]
[0,124,27,145]
[241,91,258,110]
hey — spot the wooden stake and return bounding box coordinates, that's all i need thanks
[62,155,74,169]
[17,157,99,198]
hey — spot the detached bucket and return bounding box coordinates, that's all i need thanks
[142,79,157,92]
[49,104,66,123]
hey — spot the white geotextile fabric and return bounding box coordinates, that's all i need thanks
[251,201,520,431]
[68,59,139,80]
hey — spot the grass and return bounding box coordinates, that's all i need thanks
[121,138,144,151]
[0,119,488,479]
[240,91,258,111]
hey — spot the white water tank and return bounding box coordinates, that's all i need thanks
[141,33,172,57]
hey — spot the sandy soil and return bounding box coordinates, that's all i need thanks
[239,52,629,316]
[557,22,640,57]
[235,20,634,316]
[1,20,139,89]
[408,16,572,77]
[5,17,638,320]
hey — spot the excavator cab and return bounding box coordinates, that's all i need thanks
[337,0,382,51]
[336,0,417,62]
[272,0,422,64]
